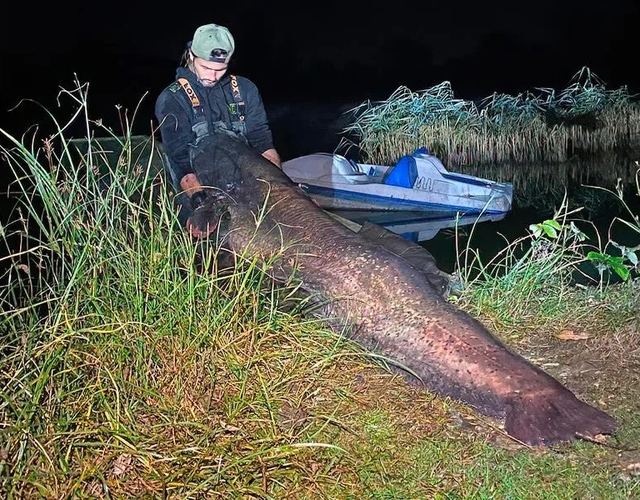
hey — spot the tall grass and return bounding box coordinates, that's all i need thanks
[0,81,358,497]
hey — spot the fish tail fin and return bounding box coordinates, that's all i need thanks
[505,390,616,446]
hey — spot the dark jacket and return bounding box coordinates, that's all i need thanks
[155,66,275,187]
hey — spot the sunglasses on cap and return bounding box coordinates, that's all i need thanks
[186,41,230,63]
[209,48,228,59]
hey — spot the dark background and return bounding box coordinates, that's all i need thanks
[1,0,640,160]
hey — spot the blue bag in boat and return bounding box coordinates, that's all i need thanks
[382,155,418,188]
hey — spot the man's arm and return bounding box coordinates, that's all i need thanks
[157,91,213,238]
[155,91,196,186]
[239,77,282,167]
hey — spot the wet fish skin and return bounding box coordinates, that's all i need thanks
[190,132,617,446]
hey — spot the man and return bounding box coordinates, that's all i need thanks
[155,23,281,238]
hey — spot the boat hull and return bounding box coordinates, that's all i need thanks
[300,183,512,215]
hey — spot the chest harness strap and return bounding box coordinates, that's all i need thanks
[228,75,246,123]
[177,77,209,142]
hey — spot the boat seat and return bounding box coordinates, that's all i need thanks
[332,156,371,183]
[332,156,359,176]
[382,155,418,188]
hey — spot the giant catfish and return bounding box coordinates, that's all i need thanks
[187,131,616,446]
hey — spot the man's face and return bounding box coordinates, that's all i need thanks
[192,57,228,87]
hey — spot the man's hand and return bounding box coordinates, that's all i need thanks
[180,173,204,195]
[262,148,282,168]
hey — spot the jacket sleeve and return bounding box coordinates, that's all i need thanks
[240,77,276,154]
[155,89,195,183]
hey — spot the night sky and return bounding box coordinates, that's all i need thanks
[1,0,639,158]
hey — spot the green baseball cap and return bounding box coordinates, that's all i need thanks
[190,24,235,63]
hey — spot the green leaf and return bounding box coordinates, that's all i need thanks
[530,219,563,240]
[587,251,631,281]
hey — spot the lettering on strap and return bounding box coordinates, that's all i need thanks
[176,78,208,141]
[229,75,246,121]
[177,78,201,108]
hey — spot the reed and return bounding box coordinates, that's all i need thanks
[340,67,640,175]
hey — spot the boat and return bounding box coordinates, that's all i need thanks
[282,147,514,216]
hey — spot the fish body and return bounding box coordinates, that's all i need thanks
[190,132,616,445]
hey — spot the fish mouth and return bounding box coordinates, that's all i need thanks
[189,190,232,236]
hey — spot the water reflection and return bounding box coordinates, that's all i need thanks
[453,155,640,211]
[330,209,508,242]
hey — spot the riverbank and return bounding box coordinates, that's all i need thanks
[1,82,639,498]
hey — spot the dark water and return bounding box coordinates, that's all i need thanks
[333,191,640,276]
[326,206,639,292]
